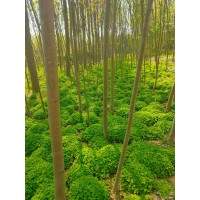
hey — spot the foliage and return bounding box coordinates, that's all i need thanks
[66,164,90,187]
[134,111,159,127]
[116,107,130,118]
[131,122,151,141]
[85,112,100,125]
[69,176,109,200]
[27,123,48,134]
[25,133,44,157]
[108,125,126,143]
[62,126,77,136]
[60,96,76,107]
[68,112,83,125]
[74,122,87,132]
[88,136,109,150]
[32,109,47,120]
[82,124,103,141]
[135,101,147,111]
[143,194,154,200]
[141,102,164,113]
[126,141,174,178]
[154,120,173,134]
[25,157,53,200]
[108,116,127,126]
[124,194,142,200]
[95,145,121,178]
[77,148,97,174]
[147,126,165,140]
[31,147,52,163]
[66,105,76,114]
[121,162,154,194]
[62,136,82,169]
[154,179,174,198]
[31,182,54,200]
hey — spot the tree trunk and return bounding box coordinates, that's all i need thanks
[62,0,71,76]
[25,1,40,93]
[38,0,66,199]
[169,118,175,145]
[110,0,117,115]
[112,0,153,194]
[103,0,111,138]
[165,82,175,112]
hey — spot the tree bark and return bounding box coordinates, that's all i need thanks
[38,0,66,199]
[112,0,154,194]
[62,0,71,76]
[110,0,117,115]
[25,1,40,93]
[103,0,111,138]
[169,117,175,144]
[165,82,175,112]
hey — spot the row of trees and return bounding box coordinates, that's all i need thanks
[25,0,175,199]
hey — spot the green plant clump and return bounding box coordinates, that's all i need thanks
[31,182,54,200]
[27,123,48,134]
[154,179,174,199]
[124,194,142,200]
[85,112,100,125]
[25,133,44,157]
[82,124,103,141]
[116,107,130,118]
[68,112,83,125]
[66,164,91,187]
[32,109,47,120]
[88,136,109,150]
[62,136,82,169]
[121,162,154,195]
[95,145,121,178]
[25,157,53,200]
[126,141,174,178]
[70,176,109,200]
[108,125,126,143]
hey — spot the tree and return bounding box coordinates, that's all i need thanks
[112,0,154,195]
[169,117,175,144]
[62,0,71,76]
[38,0,66,199]
[165,82,175,112]
[25,1,40,93]
[103,0,111,138]
[110,0,117,115]
[68,0,82,113]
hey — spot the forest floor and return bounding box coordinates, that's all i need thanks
[26,57,175,200]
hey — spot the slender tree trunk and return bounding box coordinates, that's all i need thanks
[68,0,82,113]
[62,0,71,76]
[110,0,117,115]
[169,118,175,144]
[103,0,111,138]
[38,1,66,199]
[112,0,153,194]
[25,1,40,93]
[25,95,31,117]
[165,82,175,112]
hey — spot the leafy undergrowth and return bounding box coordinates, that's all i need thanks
[25,59,175,199]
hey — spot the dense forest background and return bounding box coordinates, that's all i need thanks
[1,0,200,200]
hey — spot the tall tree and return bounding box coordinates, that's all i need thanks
[165,82,175,112]
[68,0,83,113]
[169,117,175,144]
[38,0,66,199]
[25,1,40,93]
[110,0,117,115]
[103,0,111,138]
[112,0,154,195]
[62,0,71,76]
